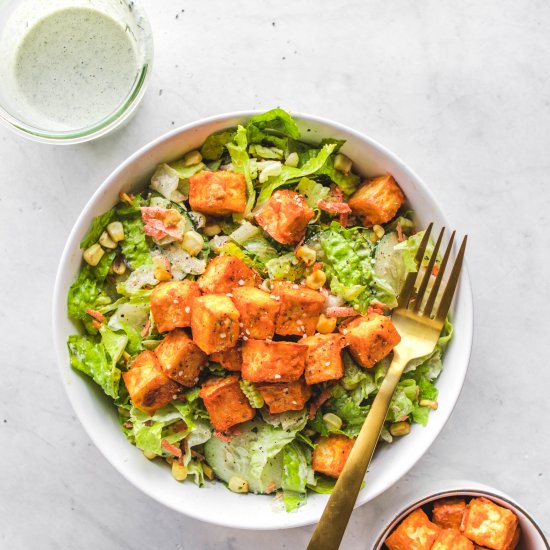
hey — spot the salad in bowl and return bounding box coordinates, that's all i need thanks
[66,109,452,513]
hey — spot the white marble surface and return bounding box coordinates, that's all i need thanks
[1,0,549,548]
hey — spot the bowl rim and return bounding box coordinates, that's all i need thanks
[52,110,474,529]
[0,0,153,144]
[373,485,550,548]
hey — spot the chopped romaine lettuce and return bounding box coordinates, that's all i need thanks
[149,164,187,203]
[227,126,256,216]
[266,252,305,281]
[296,177,330,209]
[120,216,152,269]
[80,209,115,249]
[200,128,236,160]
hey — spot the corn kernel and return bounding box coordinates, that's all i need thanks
[119,192,133,205]
[107,221,125,242]
[202,463,214,480]
[390,421,411,437]
[154,266,172,282]
[182,230,204,256]
[83,243,105,266]
[419,399,438,410]
[228,476,249,493]
[305,269,326,290]
[373,225,385,240]
[99,231,117,249]
[295,245,317,266]
[316,313,337,334]
[334,153,352,175]
[323,413,343,431]
[284,152,299,167]
[202,223,222,237]
[171,461,188,481]
[183,150,203,166]
[143,450,157,460]
[112,256,127,275]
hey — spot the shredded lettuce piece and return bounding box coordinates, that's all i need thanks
[67,334,121,399]
[80,209,115,249]
[266,252,304,281]
[120,216,152,269]
[256,143,336,206]
[296,177,330,209]
[200,128,236,160]
[239,380,265,408]
[246,108,300,150]
[149,164,187,203]
[281,442,310,512]
[248,144,284,160]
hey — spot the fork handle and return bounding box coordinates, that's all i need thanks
[306,350,409,550]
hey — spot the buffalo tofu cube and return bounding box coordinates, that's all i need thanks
[189,170,246,215]
[198,255,259,295]
[461,498,520,550]
[191,295,240,354]
[232,286,280,339]
[256,380,312,414]
[340,313,401,369]
[151,280,201,333]
[348,175,405,227]
[255,189,314,244]
[385,509,441,550]
[271,281,325,336]
[155,328,207,386]
[302,333,345,385]
[432,529,474,550]
[122,351,180,415]
[241,339,308,382]
[199,374,255,432]
[210,346,242,372]
[432,498,468,530]
[312,435,355,479]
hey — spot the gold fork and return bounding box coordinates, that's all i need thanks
[307,224,467,550]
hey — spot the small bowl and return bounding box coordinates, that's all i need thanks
[53,111,474,529]
[0,0,153,144]
[372,480,549,549]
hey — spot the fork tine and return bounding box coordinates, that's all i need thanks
[424,230,456,317]
[435,235,468,321]
[411,227,445,313]
[397,223,433,308]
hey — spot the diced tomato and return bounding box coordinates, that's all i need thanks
[325,306,358,318]
[161,438,182,458]
[141,207,183,241]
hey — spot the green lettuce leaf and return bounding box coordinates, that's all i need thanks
[256,143,336,206]
[266,252,305,281]
[200,128,236,160]
[227,126,256,215]
[67,335,121,399]
[296,177,330,209]
[307,476,336,494]
[120,216,152,269]
[282,442,309,512]
[246,108,300,151]
[80,210,115,249]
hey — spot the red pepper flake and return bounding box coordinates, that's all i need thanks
[161,438,182,458]
[141,319,151,337]
[325,306,358,318]
[86,308,105,323]
[396,222,405,242]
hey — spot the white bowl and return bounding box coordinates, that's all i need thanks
[371,480,549,549]
[53,111,474,530]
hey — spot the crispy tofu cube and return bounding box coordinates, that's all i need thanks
[255,189,315,244]
[150,280,201,333]
[191,295,240,354]
[199,374,255,432]
[198,255,260,295]
[231,286,280,339]
[348,175,405,227]
[188,170,246,215]
[210,346,242,372]
[312,435,355,479]
[241,339,308,382]
[432,529,474,550]
[461,498,519,550]
[385,509,441,550]
[155,328,207,386]
[122,351,180,415]
[302,333,345,385]
[340,313,401,369]
[256,379,312,414]
[271,281,325,336]
[432,498,468,530]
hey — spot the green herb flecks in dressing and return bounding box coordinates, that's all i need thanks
[14,7,139,130]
